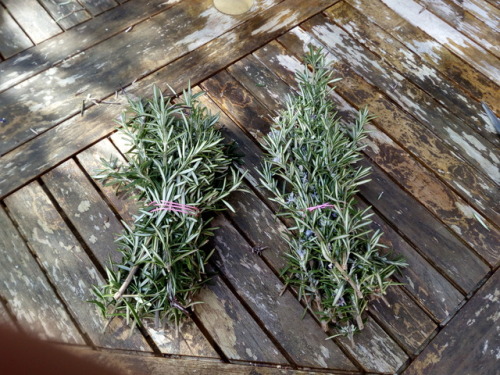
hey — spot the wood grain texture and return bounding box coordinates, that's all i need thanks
[237,39,491,294]
[76,139,138,224]
[414,0,500,57]
[0,0,339,200]
[0,0,281,156]
[0,302,16,329]
[4,182,151,351]
[326,1,499,145]
[1,0,61,43]
[69,346,337,375]
[0,6,33,58]
[79,0,117,16]
[0,0,180,92]
[0,206,85,344]
[346,0,500,113]
[42,158,124,265]
[448,0,500,29]
[195,274,289,364]
[212,216,357,371]
[403,269,500,375]
[39,0,91,30]
[380,0,500,85]
[368,286,436,356]
[261,35,500,226]
[299,18,500,266]
[302,14,500,187]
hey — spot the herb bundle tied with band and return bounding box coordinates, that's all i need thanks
[260,48,406,339]
[90,86,245,330]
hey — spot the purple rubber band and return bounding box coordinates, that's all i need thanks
[149,200,200,216]
[305,203,335,212]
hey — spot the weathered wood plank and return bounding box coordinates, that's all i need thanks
[346,0,500,113]
[404,269,500,375]
[414,0,500,57]
[0,0,180,92]
[380,0,500,85]
[302,14,500,186]
[79,0,117,16]
[226,186,410,372]
[369,286,437,356]
[70,346,337,375]
[448,0,500,29]
[326,2,500,145]
[0,0,339,200]
[76,139,138,224]
[4,182,152,351]
[2,0,61,43]
[0,205,85,344]
[195,273,289,364]
[0,7,33,58]
[0,302,16,329]
[261,35,500,226]
[0,0,282,156]
[39,0,91,30]
[236,39,492,292]
[219,56,466,323]
[42,158,124,265]
[79,137,284,362]
[212,216,358,371]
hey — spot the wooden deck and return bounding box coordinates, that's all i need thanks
[0,0,498,374]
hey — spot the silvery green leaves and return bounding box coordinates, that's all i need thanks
[90,86,244,330]
[260,47,406,338]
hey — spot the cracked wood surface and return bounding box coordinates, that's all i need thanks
[0,0,498,373]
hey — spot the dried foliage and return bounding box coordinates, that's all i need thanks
[259,48,406,338]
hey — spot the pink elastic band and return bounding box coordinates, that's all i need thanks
[150,200,200,216]
[305,203,335,212]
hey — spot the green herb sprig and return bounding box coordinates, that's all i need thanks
[90,86,245,329]
[259,48,406,338]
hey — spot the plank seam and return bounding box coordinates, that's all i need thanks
[0,198,95,348]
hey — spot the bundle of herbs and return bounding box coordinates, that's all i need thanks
[91,86,245,329]
[260,48,406,338]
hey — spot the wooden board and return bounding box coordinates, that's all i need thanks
[259,35,500,227]
[0,0,180,92]
[368,286,436,356]
[194,273,289,364]
[0,302,16,329]
[78,137,285,362]
[229,40,491,295]
[448,0,500,29]
[212,216,357,371]
[0,0,282,156]
[414,0,500,57]
[2,0,61,44]
[403,269,500,375]
[76,139,138,224]
[298,18,500,266]
[379,0,500,85]
[0,6,33,58]
[42,158,125,265]
[326,2,499,145]
[0,206,85,344]
[79,0,117,16]
[0,0,340,200]
[39,0,91,30]
[69,346,337,375]
[4,182,152,351]
[345,0,500,114]
[301,14,500,187]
